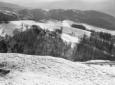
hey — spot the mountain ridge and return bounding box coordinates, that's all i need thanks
[22,9,115,30]
[0,2,115,30]
[0,1,26,11]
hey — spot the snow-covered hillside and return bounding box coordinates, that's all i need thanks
[61,33,79,48]
[0,20,90,36]
[0,53,115,85]
[0,20,115,44]
[0,10,17,16]
[83,24,115,35]
[0,20,80,45]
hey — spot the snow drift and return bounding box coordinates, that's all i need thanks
[0,53,115,85]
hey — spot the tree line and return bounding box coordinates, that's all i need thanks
[0,25,114,61]
[72,31,115,61]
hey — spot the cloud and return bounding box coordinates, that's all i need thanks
[81,0,109,3]
[0,0,64,3]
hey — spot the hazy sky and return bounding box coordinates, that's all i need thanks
[0,0,115,16]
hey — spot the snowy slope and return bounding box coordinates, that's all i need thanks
[83,24,115,35]
[0,20,90,36]
[10,20,62,31]
[0,20,80,45]
[0,20,115,37]
[0,10,17,16]
[62,20,91,37]
[0,53,115,85]
[0,20,114,44]
[61,33,79,48]
[63,20,115,35]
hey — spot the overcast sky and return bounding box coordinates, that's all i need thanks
[0,0,115,16]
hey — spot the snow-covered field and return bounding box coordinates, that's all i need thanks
[0,20,115,46]
[0,20,115,37]
[0,20,91,36]
[0,53,115,85]
[0,20,81,45]
[83,24,115,35]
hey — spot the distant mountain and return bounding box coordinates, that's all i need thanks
[47,9,115,30]
[18,9,115,30]
[0,10,18,22]
[78,10,115,30]
[0,2,23,22]
[0,2,114,30]
[0,2,25,11]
